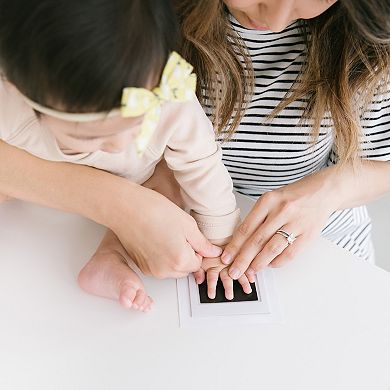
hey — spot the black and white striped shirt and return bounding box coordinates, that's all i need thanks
[218,19,390,262]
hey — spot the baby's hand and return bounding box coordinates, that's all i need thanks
[193,255,252,300]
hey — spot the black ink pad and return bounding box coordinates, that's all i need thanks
[198,279,259,303]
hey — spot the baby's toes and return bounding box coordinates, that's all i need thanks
[140,296,154,312]
[132,290,148,311]
[119,285,138,309]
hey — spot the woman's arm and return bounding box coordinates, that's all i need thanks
[328,160,390,209]
[0,139,123,223]
[221,160,390,280]
[0,140,222,277]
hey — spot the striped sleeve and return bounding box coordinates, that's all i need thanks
[360,83,390,161]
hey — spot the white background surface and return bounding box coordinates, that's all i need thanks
[1,200,390,390]
[368,195,390,271]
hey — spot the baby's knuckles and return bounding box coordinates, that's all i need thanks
[201,256,226,271]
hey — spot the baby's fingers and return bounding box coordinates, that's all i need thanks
[206,268,220,299]
[238,274,252,294]
[220,269,234,300]
[193,268,205,285]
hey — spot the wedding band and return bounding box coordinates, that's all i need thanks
[275,229,296,245]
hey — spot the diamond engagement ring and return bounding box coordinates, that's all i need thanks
[275,229,296,245]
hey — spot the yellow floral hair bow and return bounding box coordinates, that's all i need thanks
[121,51,197,155]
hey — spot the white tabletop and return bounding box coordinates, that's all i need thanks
[0,200,390,390]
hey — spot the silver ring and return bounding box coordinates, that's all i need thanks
[275,229,296,245]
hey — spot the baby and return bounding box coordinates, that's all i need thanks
[0,0,252,311]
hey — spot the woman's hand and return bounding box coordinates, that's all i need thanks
[111,185,222,279]
[220,168,339,282]
[112,159,223,279]
[0,142,221,279]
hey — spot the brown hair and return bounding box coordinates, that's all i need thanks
[176,0,390,164]
[175,0,253,137]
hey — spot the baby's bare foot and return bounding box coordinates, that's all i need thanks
[78,236,153,312]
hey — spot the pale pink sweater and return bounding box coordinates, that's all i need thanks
[0,79,239,242]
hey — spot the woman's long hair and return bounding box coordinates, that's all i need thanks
[175,0,254,138]
[176,0,390,163]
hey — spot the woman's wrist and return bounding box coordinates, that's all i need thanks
[314,165,345,212]
[100,177,149,232]
[276,164,341,217]
[318,160,390,211]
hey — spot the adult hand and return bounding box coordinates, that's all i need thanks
[0,141,220,280]
[114,187,222,279]
[112,173,221,279]
[221,168,338,282]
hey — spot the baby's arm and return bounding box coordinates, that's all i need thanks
[163,99,239,228]
[162,99,251,298]
[143,159,252,298]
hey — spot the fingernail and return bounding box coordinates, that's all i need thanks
[229,268,240,279]
[221,253,232,265]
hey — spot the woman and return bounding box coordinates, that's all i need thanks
[0,0,389,303]
[175,0,390,284]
